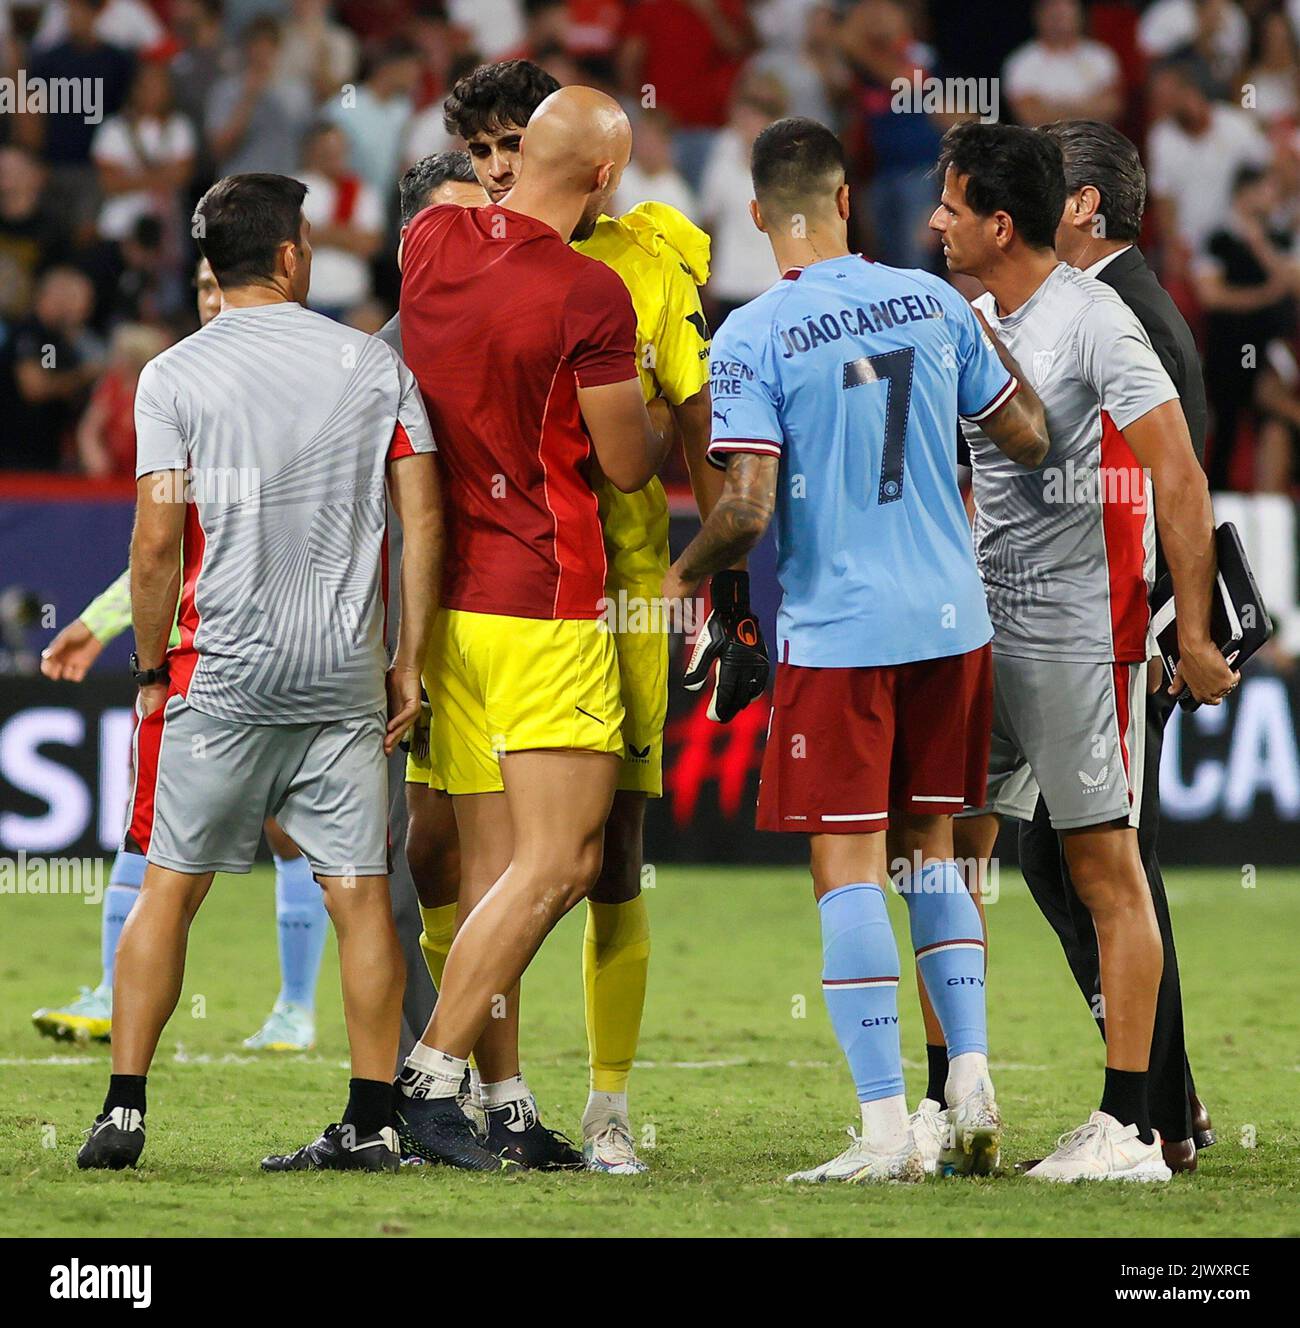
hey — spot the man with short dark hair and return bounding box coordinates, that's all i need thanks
[932,122,1237,1181]
[1019,118,1214,1171]
[664,116,1049,1184]
[76,172,442,1174]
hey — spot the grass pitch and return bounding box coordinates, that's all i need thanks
[2,864,1296,1238]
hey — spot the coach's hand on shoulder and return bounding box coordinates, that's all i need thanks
[1170,638,1240,707]
[385,663,422,755]
[683,570,770,724]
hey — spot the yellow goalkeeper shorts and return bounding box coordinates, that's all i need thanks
[423,608,625,796]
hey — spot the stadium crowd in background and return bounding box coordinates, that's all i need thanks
[1,0,1300,497]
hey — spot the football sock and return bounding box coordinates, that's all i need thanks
[583,897,650,1095]
[103,1074,146,1117]
[582,1089,630,1136]
[925,1042,949,1105]
[342,1077,394,1138]
[99,851,146,989]
[418,902,456,992]
[818,883,905,1106]
[397,1042,465,1100]
[1101,1066,1154,1145]
[480,1074,531,1111]
[273,854,327,1009]
[902,861,988,1063]
[860,1093,911,1154]
[468,1066,482,1105]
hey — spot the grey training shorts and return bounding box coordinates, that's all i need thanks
[124,693,389,877]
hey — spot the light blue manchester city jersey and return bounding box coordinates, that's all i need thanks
[706,254,1014,669]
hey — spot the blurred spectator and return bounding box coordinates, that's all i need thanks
[839,0,952,270]
[446,0,527,61]
[1196,164,1300,490]
[699,73,786,321]
[169,0,231,134]
[0,146,72,325]
[75,321,170,478]
[0,266,104,471]
[297,122,384,319]
[748,1,842,124]
[279,0,360,103]
[614,109,698,219]
[1243,5,1300,129]
[1148,57,1271,261]
[98,214,190,327]
[32,0,166,53]
[92,62,196,246]
[618,0,757,189]
[1002,0,1123,127]
[322,38,422,198]
[15,0,135,235]
[206,15,313,177]
[506,0,571,61]
[1139,0,1250,93]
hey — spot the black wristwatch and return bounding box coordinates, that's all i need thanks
[130,652,170,688]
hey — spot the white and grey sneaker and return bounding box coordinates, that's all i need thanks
[786,1128,927,1184]
[942,1083,1002,1176]
[1025,1111,1172,1183]
[910,1098,948,1176]
[583,1115,648,1175]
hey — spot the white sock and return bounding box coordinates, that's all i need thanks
[468,1066,482,1106]
[860,1093,911,1153]
[398,1043,465,1100]
[479,1073,530,1111]
[582,1090,629,1132]
[946,1051,992,1105]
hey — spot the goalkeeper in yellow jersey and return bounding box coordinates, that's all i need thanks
[402,60,768,1172]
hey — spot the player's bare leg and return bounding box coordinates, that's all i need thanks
[1024,820,1169,1181]
[317,874,404,1084]
[394,750,617,1171]
[77,864,214,1169]
[582,790,651,1172]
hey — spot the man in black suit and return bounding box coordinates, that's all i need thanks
[1019,121,1213,1171]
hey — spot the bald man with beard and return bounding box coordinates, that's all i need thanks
[391,88,673,1171]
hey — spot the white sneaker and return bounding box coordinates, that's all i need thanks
[786,1128,926,1184]
[583,1115,648,1174]
[1025,1111,1172,1183]
[942,1083,1002,1176]
[910,1099,947,1176]
[242,1001,315,1052]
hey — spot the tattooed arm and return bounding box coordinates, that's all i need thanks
[662,451,779,602]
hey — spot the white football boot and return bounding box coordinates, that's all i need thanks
[909,1099,948,1176]
[583,1115,649,1175]
[786,1127,927,1184]
[942,1082,1003,1176]
[1025,1111,1172,1183]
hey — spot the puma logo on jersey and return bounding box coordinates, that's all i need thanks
[1078,765,1110,790]
[713,407,732,427]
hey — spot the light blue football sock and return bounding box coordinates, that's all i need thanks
[818,883,905,1103]
[100,851,146,988]
[274,854,328,1009]
[903,860,987,1059]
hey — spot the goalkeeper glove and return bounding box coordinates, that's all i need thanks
[683,569,769,723]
